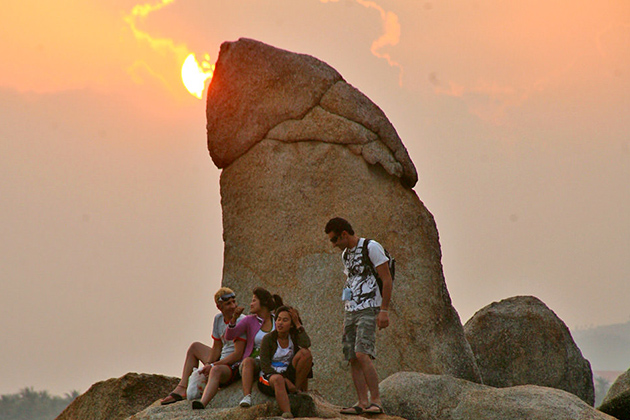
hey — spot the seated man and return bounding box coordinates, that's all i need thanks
[161,287,245,405]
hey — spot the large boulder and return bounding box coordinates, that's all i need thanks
[206,38,481,405]
[464,295,595,405]
[129,390,405,420]
[55,372,179,420]
[599,369,630,419]
[380,372,616,420]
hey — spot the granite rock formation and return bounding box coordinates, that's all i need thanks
[130,389,405,420]
[380,372,615,420]
[205,38,481,404]
[464,295,595,405]
[55,372,179,420]
[177,375,272,409]
[599,369,630,419]
[207,38,417,187]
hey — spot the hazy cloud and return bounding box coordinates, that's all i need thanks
[320,0,403,84]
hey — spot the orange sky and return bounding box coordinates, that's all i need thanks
[1,0,628,396]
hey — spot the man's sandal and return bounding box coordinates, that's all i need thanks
[364,403,384,414]
[340,405,364,415]
[160,392,184,405]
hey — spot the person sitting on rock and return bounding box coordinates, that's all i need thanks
[257,306,313,419]
[194,287,283,409]
[160,287,245,405]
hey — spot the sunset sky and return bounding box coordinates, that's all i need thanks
[1,0,628,395]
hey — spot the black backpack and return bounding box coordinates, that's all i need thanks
[361,239,395,295]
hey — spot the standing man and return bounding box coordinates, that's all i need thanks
[160,287,245,405]
[325,217,393,415]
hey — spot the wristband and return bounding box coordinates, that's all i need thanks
[380,309,388,312]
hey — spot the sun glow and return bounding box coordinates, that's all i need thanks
[124,0,403,98]
[181,53,214,99]
[125,0,214,99]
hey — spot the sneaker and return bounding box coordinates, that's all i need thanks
[239,394,252,408]
[281,412,294,418]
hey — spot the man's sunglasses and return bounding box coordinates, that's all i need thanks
[330,235,340,244]
[218,292,236,302]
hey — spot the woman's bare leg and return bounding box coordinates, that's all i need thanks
[291,348,312,392]
[241,357,256,396]
[270,374,291,414]
[284,377,297,394]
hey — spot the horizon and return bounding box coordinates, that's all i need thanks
[1,319,627,396]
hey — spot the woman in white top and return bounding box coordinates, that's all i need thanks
[258,306,313,418]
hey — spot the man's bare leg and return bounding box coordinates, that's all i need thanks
[355,352,382,410]
[161,341,211,403]
[198,365,232,407]
[350,356,369,408]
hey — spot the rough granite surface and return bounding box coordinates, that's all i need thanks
[381,372,615,420]
[599,369,630,420]
[206,38,481,404]
[464,295,595,405]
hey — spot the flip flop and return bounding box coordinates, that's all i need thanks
[364,403,384,414]
[340,405,363,415]
[160,392,184,405]
[192,400,206,410]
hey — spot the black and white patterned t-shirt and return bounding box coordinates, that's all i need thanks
[342,238,389,312]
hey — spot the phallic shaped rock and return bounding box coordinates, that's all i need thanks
[207,38,342,170]
[207,38,417,187]
[319,80,417,186]
[599,369,630,420]
[464,295,595,405]
[380,372,616,420]
[55,372,179,420]
[207,39,481,405]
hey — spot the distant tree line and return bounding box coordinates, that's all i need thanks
[0,387,78,420]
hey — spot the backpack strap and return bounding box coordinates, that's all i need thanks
[361,239,374,271]
[362,239,383,291]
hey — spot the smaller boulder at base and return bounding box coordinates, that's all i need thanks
[55,372,179,420]
[380,372,615,420]
[464,295,595,405]
[599,369,630,420]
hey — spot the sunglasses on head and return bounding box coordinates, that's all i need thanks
[218,292,235,302]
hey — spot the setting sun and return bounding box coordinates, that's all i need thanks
[181,53,214,99]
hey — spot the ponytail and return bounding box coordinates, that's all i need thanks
[253,287,284,311]
[271,294,284,311]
